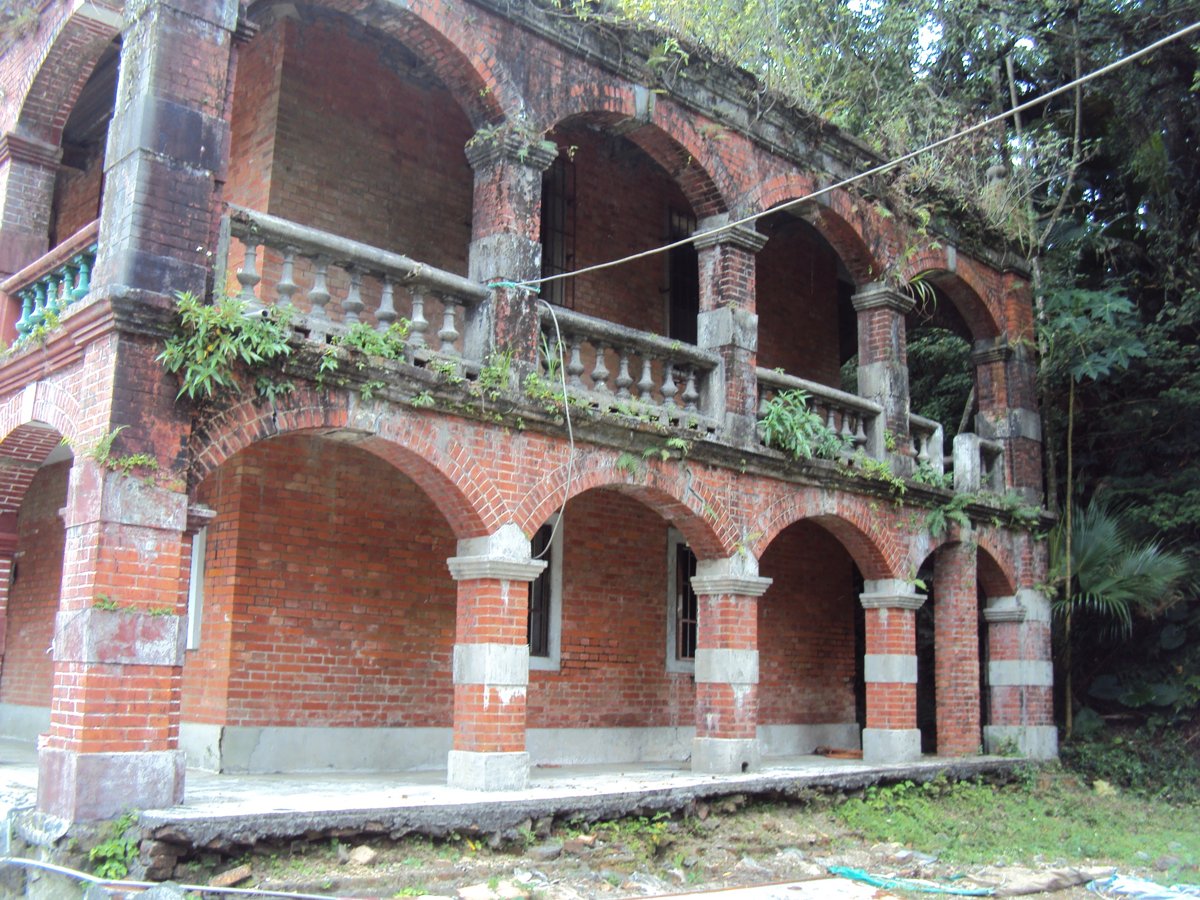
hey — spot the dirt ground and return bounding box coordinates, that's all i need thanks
[173,794,1113,899]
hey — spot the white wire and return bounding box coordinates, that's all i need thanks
[512,20,1200,290]
[530,297,574,559]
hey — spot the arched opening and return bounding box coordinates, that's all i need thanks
[906,283,976,446]
[0,427,73,744]
[180,433,459,773]
[757,519,864,757]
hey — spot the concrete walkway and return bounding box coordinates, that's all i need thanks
[0,738,1016,850]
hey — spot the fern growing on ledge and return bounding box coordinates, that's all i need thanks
[758,388,849,461]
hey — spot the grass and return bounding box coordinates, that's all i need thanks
[835,769,1199,882]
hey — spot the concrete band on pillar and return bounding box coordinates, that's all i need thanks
[452,643,529,687]
[988,659,1054,686]
[694,648,758,685]
[863,653,917,684]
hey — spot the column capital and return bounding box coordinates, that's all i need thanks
[852,282,915,314]
[465,130,558,174]
[692,553,772,597]
[971,336,1013,366]
[860,578,926,610]
[0,132,62,169]
[447,522,547,582]
[983,594,1026,623]
[695,215,768,253]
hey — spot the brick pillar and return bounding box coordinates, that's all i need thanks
[446,523,546,790]
[853,283,916,470]
[973,335,1043,501]
[860,578,926,763]
[0,133,61,278]
[982,589,1057,758]
[933,540,980,756]
[38,465,190,821]
[91,0,238,299]
[690,553,771,773]
[464,134,557,371]
[695,216,767,446]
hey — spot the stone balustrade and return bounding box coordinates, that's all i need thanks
[756,367,881,461]
[2,219,97,344]
[539,305,722,431]
[222,206,489,359]
[909,414,946,478]
[953,432,1005,493]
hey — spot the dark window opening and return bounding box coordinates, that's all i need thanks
[667,209,698,344]
[540,157,576,309]
[675,542,698,660]
[527,523,554,657]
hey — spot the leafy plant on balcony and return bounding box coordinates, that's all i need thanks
[158,292,293,400]
[758,388,848,461]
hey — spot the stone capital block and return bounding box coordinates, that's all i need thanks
[860,579,926,610]
[692,737,760,774]
[54,608,186,666]
[38,747,184,821]
[448,523,547,582]
[852,282,915,314]
[447,750,529,791]
[862,728,921,764]
[694,648,759,685]
[694,215,768,253]
[453,643,529,687]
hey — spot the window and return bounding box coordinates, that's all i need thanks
[185,527,207,650]
[540,157,576,308]
[528,514,563,670]
[666,528,698,673]
[666,209,699,344]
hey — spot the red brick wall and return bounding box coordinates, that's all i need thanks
[50,144,103,246]
[758,521,857,724]
[756,217,843,386]
[527,489,694,727]
[0,460,69,709]
[181,434,458,728]
[549,126,693,336]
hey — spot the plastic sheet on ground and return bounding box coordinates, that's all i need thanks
[827,865,995,895]
[1088,874,1200,900]
[965,866,1117,895]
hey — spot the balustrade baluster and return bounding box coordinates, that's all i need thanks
[591,343,611,393]
[377,276,397,330]
[72,252,92,301]
[615,349,633,398]
[236,237,262,308]
[661,363,677,407]
[840,410,855,441]
[438,295,461,355]
[308,257,331,321]
[276,247,299,309]
[60,263,78,309]
[16,289,33,335]
[825,406,837,432]
[28,283,46,330]
[757,388,772,419]
[854,416,868,447]
[681,367,699,412]
[567,336,585,388]
[916,433,930,464]
[408,291,428,348]
[343,267,365,323]
[637,356,654,398]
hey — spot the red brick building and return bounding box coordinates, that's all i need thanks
[0,0,1055,823]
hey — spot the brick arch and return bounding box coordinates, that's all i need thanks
[740,175,890,286]
[9,3,120,145]
[920,528,1019,598]
[516,452,734,558]
[547,109,729,218]
[0,381,82,530]
[188,388,498,539]
[309,0,515,127]
[750,487,902,579]
[903,262,1003,342]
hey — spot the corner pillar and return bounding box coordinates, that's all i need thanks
[690,554,771,773]
[860,579,926,763]
[446,523,546,790]
[465,135,558,370]
[695,216,768,445]
[853,283,915,470]
[92,0,239,298]
[38,466,191,821]
[983,589,1057,758]
[933,541,980,756]
[973,335,1043,501]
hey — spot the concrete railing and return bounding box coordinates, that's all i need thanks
[1,219,98,345]
[756,367,881,460]
[909,413,946,478]
[953,432,1005,493]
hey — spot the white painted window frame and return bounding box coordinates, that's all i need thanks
[185,526,207,650]
[529,512,563,671]
[665,527,696,674]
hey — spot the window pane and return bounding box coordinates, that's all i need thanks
[675,543,698,660]
[528,523,553,656]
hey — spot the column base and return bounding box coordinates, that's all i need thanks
[984,725,1058,760]
[862,728,921,764]
[447,750,529,791]
[692,737,760,774]
[38,747,184,822]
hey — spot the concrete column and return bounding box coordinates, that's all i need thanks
[38,466,190,821]
[853,283,916,469]
[860,578,926,763]
[91,0,238,299]
[972,336,1043,502]
[982,589,1057,758]
[695,216,768,446]
[690,553,771,773]
[464,134,557,370]
[933,541,980,756]
[446,523,546,790]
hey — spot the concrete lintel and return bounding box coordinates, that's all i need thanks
[692,737,760,774]
[448,523,546,583]
[989,659,1053,687]
[862,728,921,764]
[696,306,758,352]
[54,608,186,666]
[38,747,184,821]
[851,282,915,314]
[984,725,1058,760]
[694,648,758,685]
[863,653,918,684]
[453,643,529,687]
[1017,588,1052,622]
[983,595,1026,624]
[860,579,925,610]
[447,750,529,791]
